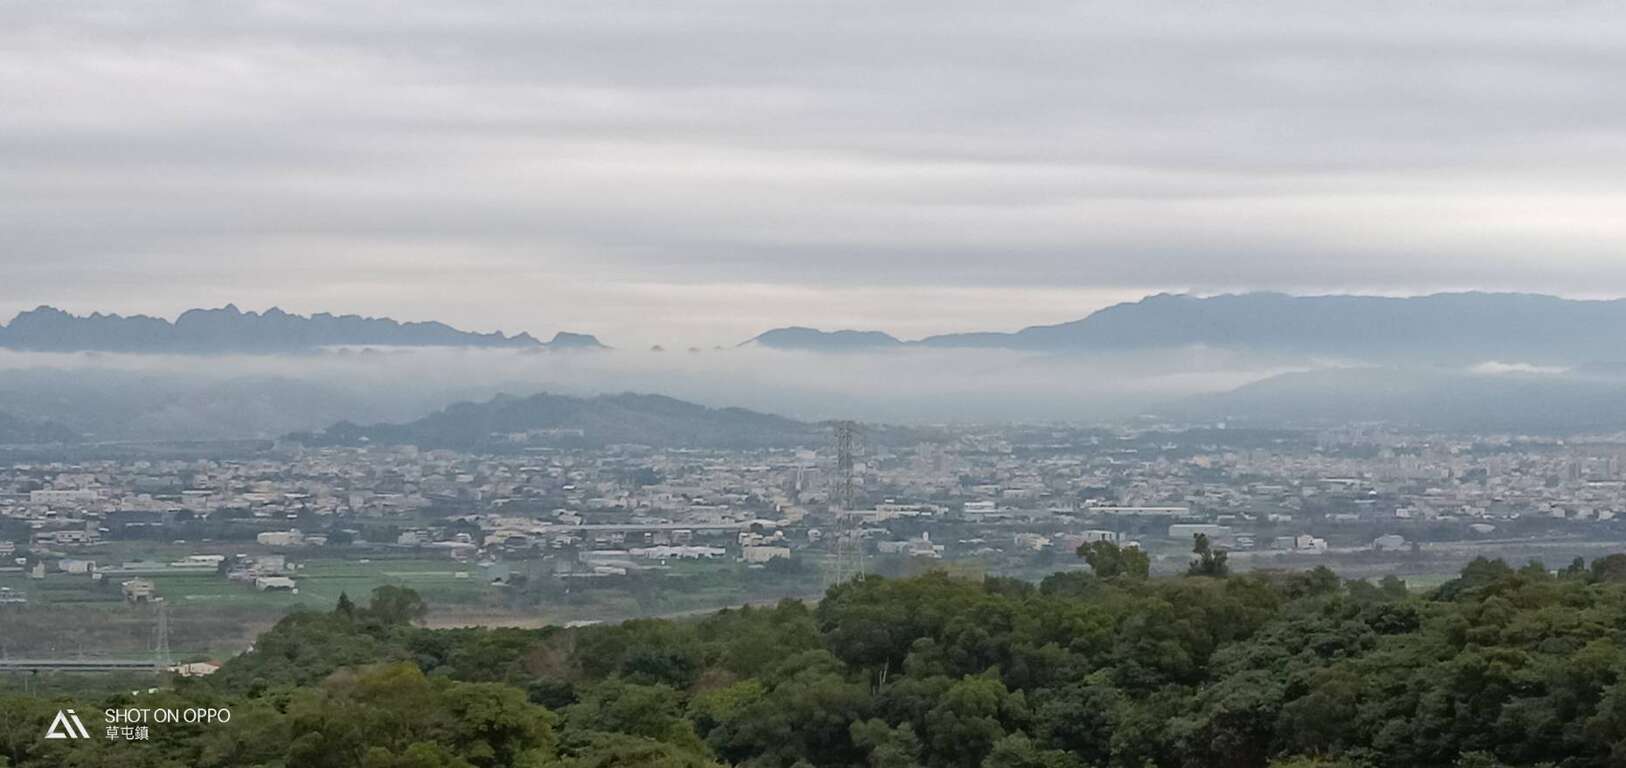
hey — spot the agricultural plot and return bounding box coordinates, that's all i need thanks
[0,554,504,658]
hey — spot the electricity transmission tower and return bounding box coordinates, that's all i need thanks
[827,421,866,585]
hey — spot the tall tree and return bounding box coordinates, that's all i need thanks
[1187,533,1229,578]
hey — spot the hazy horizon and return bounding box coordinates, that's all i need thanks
[15,286,1626,350]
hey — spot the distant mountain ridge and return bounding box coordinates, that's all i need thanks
[1170,365,1626,432]
[742,327,904,350]
[0,305,606,353]
[290,392,826,450]
[542,331,610,350]
[746,292,1626,364]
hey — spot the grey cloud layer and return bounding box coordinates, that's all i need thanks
[4,0,1626,344]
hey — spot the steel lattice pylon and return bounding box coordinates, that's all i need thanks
[154,597,172,671]
[827,421,865,585]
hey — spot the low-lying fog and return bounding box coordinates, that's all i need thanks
[0,346,1310,440]
[5,345,1614,442]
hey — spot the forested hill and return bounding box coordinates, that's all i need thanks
[290,392,828,450]
[10,551,1626,767]
[0,409,80,444]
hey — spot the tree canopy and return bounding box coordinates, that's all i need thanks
[9,557,1626,767]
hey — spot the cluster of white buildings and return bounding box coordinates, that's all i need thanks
[6,424,1626,587]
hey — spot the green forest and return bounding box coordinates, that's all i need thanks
[7,544,1626,768]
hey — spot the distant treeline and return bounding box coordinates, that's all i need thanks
[7,547,1626,767]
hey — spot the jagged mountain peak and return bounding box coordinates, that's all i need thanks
[0,305,603,354]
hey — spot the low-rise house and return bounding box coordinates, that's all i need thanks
[256,530,304,547]
[57,558,95,574]
[255,576,298,592]
[122,578,157,602]
[741,545,791,563]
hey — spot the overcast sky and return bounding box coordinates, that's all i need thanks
[5,1,1626,347]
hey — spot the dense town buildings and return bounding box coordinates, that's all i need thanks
[5,424,1626,600]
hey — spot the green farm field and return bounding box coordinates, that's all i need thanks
[0,551,505,659]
